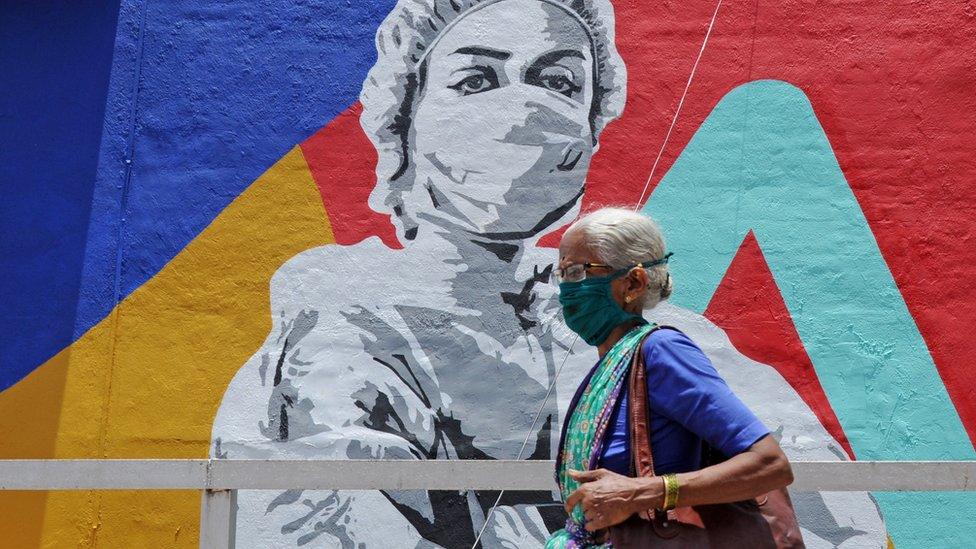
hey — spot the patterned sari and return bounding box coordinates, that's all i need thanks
[546,323,656,548]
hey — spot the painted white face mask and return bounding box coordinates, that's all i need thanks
[402,0,597,241]
[412,84,592,239]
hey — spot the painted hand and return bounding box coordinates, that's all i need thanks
[564,468,662,532]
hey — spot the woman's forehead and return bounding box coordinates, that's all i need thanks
[429,0,592,66]
[559,229,597,261]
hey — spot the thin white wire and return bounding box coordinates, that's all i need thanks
[471,4,723,545]
[634,0,725,209]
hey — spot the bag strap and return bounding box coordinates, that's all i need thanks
[628,328,657,481]
[625,327,768,534]
[629,325,695,524]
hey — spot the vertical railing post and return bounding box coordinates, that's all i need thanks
[200,489,236,549]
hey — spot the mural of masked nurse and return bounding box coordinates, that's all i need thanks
[211,0,887,547]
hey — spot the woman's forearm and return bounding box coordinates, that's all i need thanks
[632,435,793,512]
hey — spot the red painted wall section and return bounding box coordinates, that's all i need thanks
[704,231,856,459]
[301,103,400,249]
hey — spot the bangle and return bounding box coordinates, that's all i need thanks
[661,473,680,510]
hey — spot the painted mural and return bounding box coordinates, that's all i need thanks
[3,0,976,548]
[211,0,886,546]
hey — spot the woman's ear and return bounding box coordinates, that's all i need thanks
[629,267,650,295]
[620,267,649,309]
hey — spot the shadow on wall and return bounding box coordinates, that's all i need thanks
[0,2,121,546]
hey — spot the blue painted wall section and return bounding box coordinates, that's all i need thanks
[0,1,121,390]
[0,0,394,390]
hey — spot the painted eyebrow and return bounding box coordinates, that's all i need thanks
[452,46,512,60]
[535,49,586,64]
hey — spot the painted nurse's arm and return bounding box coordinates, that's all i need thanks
[714,357,892,547]
[209,259,449,547]
[212,312,446,548]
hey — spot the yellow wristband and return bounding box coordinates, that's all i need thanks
[661,473,680,510]
[659,475,671,510]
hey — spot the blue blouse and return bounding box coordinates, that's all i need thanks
[599,328,770,475]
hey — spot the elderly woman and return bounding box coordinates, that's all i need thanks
[547,207,796,547]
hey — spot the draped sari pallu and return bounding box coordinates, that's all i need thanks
[548,323,656,548]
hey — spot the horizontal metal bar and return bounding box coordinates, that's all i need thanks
[1,460,974,492]
[207,459,556,491]
[788,460,976,492]
[0,459,208,490]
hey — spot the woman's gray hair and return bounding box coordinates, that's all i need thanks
[359,0,627,222]
[568,207,674,309]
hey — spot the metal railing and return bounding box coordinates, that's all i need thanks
[2,459,975,548]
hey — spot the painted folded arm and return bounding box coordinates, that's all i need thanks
[211,248,568,547]
[210,302,454,547]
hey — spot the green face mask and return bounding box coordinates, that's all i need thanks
[558,254,672,346]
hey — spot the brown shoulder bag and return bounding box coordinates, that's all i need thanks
[608,328,806,548]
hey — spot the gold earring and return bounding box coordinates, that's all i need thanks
[625,295,633,304]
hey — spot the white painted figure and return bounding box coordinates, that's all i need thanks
[211,0,888,546]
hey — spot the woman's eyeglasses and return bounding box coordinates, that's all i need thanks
[550,262,614,284]
[551,253,673,285]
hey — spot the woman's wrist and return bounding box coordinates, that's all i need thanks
[630,475,666,513]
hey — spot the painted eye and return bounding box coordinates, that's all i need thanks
[448,68,499,95]
[535,66,580,97]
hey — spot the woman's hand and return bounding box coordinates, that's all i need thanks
[564,468,664,531]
